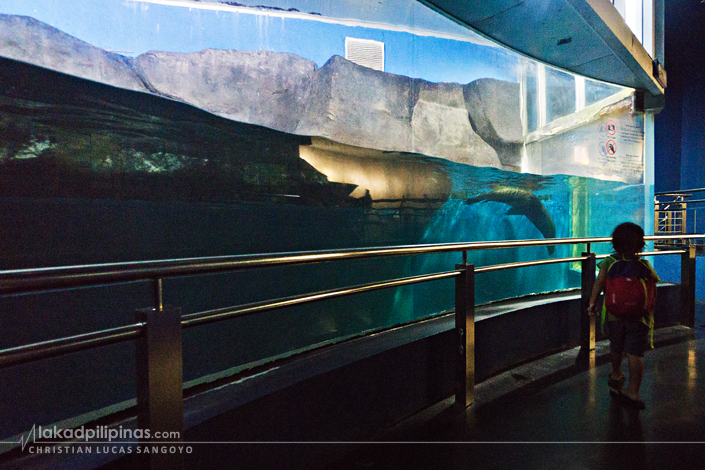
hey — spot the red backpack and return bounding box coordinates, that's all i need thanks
[604,257,656,317]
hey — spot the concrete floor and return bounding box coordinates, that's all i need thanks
[322,307,705,470]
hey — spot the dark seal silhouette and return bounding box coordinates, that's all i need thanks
[465,187,556,254]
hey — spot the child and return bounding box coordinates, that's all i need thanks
[588,222,659,409]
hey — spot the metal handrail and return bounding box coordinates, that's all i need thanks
[475,256,586,273]
[181,269,461,329]
[655,188,705,195]
[0,323,144,369]
[0,236,607,295]
[595,250,686,260]
[656,199,705,205]
[2,235,703,296]
[476,249,686,274]
[0,235,702,370]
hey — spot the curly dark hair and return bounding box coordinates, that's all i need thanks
[611,222,645,255]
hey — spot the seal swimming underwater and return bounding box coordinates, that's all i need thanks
[464,187,556,254]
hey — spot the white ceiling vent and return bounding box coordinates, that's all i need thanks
[345,38,385,72]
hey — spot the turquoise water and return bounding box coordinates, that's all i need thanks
[392,162,645,322]
[0,58,646,439]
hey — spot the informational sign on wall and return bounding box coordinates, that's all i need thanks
[524,98,645,184]
[595,116,645,181]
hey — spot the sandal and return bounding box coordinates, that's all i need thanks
[607,373,625,388]
[610,387,645,410]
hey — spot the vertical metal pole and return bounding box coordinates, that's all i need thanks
[136,303,184,470]
[454,263,475,409]
[682,203,687,236]
[153,278,164,312]
[681,244,697,328]
[654,0,665,66]
[578,252,596,369]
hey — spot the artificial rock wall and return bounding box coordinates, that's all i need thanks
[1,14,522,170]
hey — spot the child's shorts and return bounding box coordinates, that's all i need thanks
[608,318,649,357]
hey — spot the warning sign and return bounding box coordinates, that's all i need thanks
[606,119,617,136]
[592,114,643,182]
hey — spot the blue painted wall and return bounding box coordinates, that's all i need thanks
[655,0,705,193]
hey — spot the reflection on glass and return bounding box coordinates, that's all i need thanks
[586,80,624,107]
[524,63,540,134]
[545,67,576,123]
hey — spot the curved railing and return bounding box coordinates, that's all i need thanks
[0,233,701,372]
[656,188,705,248]
[0,234,702,468]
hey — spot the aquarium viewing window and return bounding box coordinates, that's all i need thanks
[0,0,656,438]
[0,0,651,343]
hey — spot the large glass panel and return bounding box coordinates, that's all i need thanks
[0,0,646,439]
[586,79,625,107]
[545,67,577,123]
[524,63,540,134]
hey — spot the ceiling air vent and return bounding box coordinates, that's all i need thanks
[345,38,384,72]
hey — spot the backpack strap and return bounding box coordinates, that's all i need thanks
[600,255,656,348]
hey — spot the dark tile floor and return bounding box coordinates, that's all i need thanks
[322,305,705,470]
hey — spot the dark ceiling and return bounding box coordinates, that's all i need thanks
[420,0,664,98]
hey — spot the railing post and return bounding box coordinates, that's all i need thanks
[455,263,475,409]
[136,280,184,470]
[577,252,596,369]
[680,244,697,328]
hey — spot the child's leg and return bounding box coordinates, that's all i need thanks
[622,319,649,400]
[610,349,625,380]
[625,353,644,400]
[608,320,625,381]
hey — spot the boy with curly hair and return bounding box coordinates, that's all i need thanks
[588,222,659,409]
